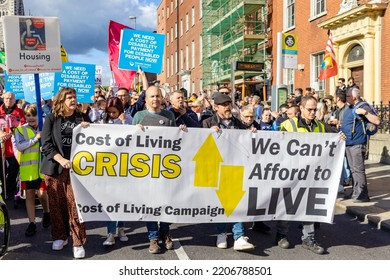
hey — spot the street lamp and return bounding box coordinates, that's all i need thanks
[129,16,136,29]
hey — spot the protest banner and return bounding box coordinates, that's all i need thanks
[5,72,54,103]
[2,16,61,74]
[70,125,345,224]
[54,62,96,103]
[118,29,165,73]
[95,65,103,86]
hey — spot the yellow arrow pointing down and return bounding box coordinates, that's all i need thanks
[193,134,223,187]
[216,165,245,217]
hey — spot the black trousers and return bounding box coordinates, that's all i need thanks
[0,156,20,199]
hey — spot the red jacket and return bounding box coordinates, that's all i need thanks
[0,104,26,157]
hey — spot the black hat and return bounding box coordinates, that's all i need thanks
[213,92,232,105]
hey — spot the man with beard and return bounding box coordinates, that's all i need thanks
[202,92,255,251]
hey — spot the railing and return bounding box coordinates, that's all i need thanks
[372,101,390,133]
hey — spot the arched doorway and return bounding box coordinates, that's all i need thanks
[347,44,364,96]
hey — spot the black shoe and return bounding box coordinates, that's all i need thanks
[343,193,352,200]
[314,222,320,230]
[25,222,37,237]
[353,196,370,203]
[275,233,289,249]
[42,212,51,228]
[252,221,271,233]
[302,237,324,255]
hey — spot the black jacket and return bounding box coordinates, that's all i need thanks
[40,112,90,176]
[202,113,247,130]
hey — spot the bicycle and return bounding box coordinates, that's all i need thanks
[0,188,10,257]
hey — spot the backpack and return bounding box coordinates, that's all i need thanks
[352,102,378,136]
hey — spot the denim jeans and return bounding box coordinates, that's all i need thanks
[146,222,171,240]
[107,221,124,234]
[216,222,244,241]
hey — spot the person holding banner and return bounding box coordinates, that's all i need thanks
[168,90,200,127]
[0,92,26,200]
[100,97,131,246]
[202,92,255,251]
[133,85,186,254]
[277,94,345,255]
[40,87,91,259]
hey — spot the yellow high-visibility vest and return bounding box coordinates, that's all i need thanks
[281,117,325,133]
[15,126,43,182]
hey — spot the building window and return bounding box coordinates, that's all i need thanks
[171,27,173,42]
[167,57,170,77]
[180,19,183,37]
[192,81,195,94]
[170,1,173,14]
[171,54,174,77]
[167,7,170,18]
[199,35,203,64]
[347,44,364,63]
[191,40,195,69]
[186,13,189,32]
[180,49,183,69]
[192,6,195,26]
[200,0,203,19]
[186,45,189,70]
[313,53,325,92]
[284,0,295,30]
[175,51,178,74]
[167,32,169,46]
[175,23,178,38]
[311,0,326,17]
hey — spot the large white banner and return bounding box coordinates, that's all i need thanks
[70,125,345,224]
[2,16,61,74]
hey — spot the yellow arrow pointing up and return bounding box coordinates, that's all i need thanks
[216,165,245,217]
[192,133,223,187]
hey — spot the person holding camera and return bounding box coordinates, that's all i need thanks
[168,90,200,127]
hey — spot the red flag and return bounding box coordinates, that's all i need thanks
[318,31,338,80]
[108,20,136,88]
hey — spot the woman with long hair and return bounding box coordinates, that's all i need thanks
[41,87,91,259]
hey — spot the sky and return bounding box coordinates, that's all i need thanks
[23,0,160,85]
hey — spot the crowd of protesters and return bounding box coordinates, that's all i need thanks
[0,74,379,259]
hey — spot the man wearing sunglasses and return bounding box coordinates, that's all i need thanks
[276,95,345,255]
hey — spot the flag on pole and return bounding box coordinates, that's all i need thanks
[318,30,338,80]
[60,45,69,62]
[108,20,136,88]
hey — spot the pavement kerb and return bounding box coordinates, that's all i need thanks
[335,198,390,233]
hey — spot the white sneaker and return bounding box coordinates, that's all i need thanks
[52,239,68,251]
[234,236,255,251]
[73,246,85,259]
[216,233,227,249]
[103,233,115,246]
[118,227,128,242]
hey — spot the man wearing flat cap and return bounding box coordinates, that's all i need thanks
[201,92,255,251]
[202,93,246,129]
